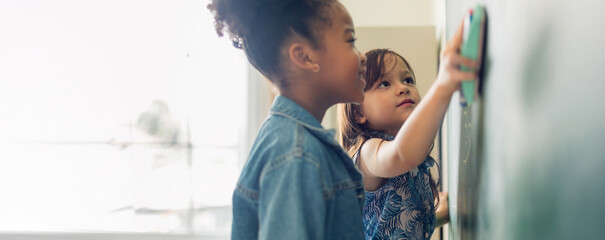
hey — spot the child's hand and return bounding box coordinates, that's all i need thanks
[436,191,450,226]
[436,191,449,207]
[435,20,478,94]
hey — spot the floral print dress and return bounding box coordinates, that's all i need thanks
[355,134,436,240]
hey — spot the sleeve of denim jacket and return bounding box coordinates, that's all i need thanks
[258,157,326,240]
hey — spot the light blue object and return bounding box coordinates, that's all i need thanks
[232,96,365,239]
[460,5,485,106]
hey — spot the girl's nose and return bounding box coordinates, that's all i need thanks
[398,85,410,95]
[358,49,367,65]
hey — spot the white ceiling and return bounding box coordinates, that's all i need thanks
[341,0,439,27]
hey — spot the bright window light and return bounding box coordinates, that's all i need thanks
[0,0,247,236]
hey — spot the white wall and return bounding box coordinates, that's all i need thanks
[341,0,436,27]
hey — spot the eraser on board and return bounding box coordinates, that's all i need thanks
[460,5,486,106]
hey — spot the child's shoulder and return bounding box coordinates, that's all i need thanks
[359,138,387,157]
[244,116,336,182]
[257,113,299,141]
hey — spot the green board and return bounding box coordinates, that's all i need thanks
[445,1,605,240]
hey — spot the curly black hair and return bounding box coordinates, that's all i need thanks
[207,0,335,87]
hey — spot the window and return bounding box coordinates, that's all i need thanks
[0,1,249,238]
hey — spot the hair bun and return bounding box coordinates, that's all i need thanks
[208,0,333,85]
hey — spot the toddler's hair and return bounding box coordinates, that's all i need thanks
[208,0,335,87]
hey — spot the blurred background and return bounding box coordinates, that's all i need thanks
[1,0,603,240]
[0,0,442,239]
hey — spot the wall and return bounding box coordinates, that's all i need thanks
[342,0,435,27]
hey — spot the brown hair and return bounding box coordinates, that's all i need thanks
[338,48,440,205]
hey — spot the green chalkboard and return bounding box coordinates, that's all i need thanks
[445,0,605,240]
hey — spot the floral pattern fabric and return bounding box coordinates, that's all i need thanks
[356,134,436,240]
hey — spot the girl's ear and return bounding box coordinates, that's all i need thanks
[354,107,367,124]
[287,42,318,72]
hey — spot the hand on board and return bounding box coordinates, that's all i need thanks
[436,20,478,95]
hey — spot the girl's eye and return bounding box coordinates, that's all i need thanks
[347,37,357,45]
[378,81,390,88]
[403,77,415,84]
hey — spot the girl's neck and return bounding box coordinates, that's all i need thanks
[280,88,331,123]
[384,126,402,138]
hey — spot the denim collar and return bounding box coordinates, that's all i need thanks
[269,96,340,148]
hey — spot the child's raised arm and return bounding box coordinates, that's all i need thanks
[358,20,478,180]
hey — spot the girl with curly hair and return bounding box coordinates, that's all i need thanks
[208,0,367,239]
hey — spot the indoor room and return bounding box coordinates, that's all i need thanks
[1,0,603,239]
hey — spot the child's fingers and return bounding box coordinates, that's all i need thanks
[448,67,478,81]
[447,19,466,51]
[450,54,479,70]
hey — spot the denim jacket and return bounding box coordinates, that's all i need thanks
[232,96,365,240]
